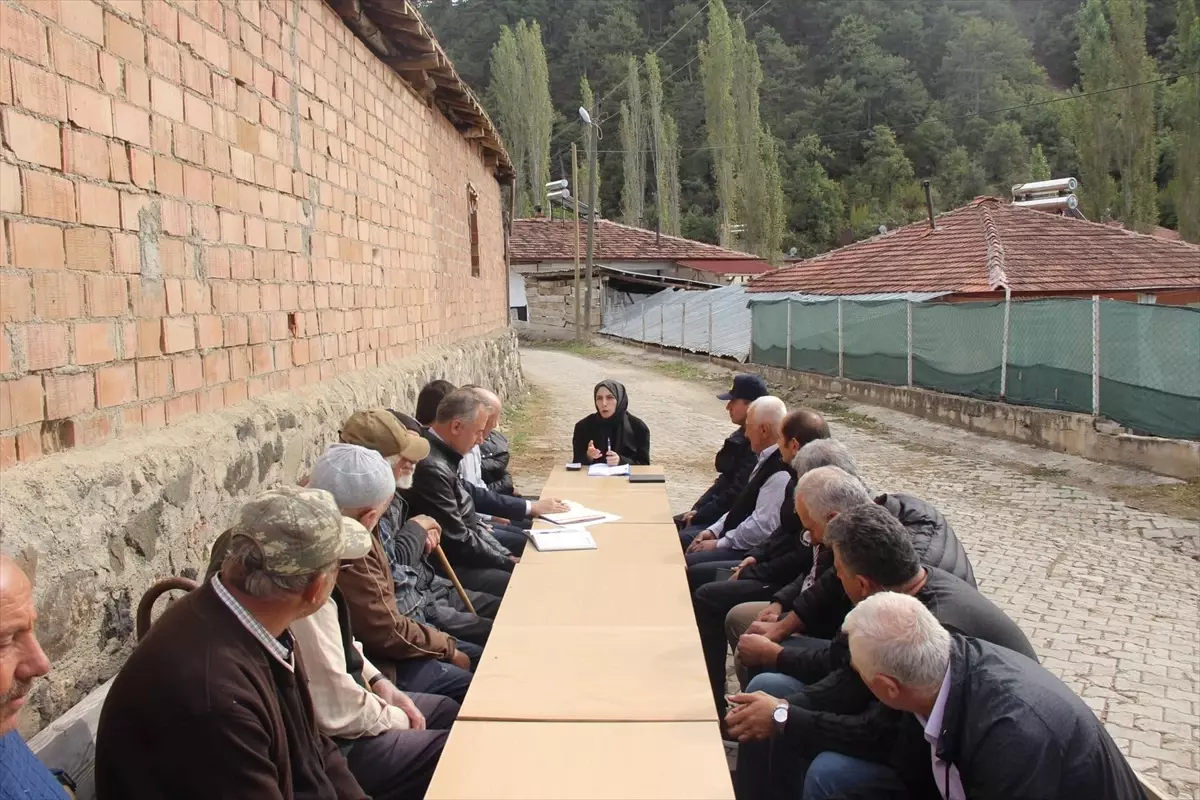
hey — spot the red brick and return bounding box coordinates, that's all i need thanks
[10,221,65,269]
[50,28,99,87]
[150,76,184,121]
[0,4,48,65]
[64,227,113,271]
[11,61,67,120]
[158,237,184,274]
[230,147,253,181]
[62,412,112,447]
[0,275,33,323]
[223,379,248,407]
[154,156,184,196]
[113,232,139,273]
[74,321,116,365]
[127,146,154,188]
[219,211,244,244]
[114,102,151,147]
[59,0,104,43]
[21,169,76,222]
[165,392,197,424]
[136,359,170,399]
[201,350,229,385]
[140,399,164,427]
[84,274,129,317]
[0,332,11,374]
[146,34,179,81]
[109,141,131,183]
[124,63,150,107]
[61,129,109,179]
[182,280,207,314]
[250,343,273,374]
[161,316,195,353]
[172,353,202,392]
[145,1,177,39]
[151,113,172,152]
[0,55,10,107]
[182,165,212,203]
[119,320,136,358]
[15,427,42,460]
[161,198,188,236]
[164,279,183,315]
[184,92,213,133]
[44,372,94,419]
[172,122,204,165]
[95,363,136,407]
[181,51,210,96]
[0,162,20,213]
[228,346,250,380]
[25,323,70,370]
[223,314,248,345]
[108,0,143,21]
[33,272,83,319]
[0,376,45,428]
[67,82,112,136]
[105,12,145,64]
[119,191,147,231]
[136,319,160,357]
[0,436,15,469]
[247,313,268,344]
[195,314,221,348]
[77,184,121,228]
[99,50,120,93]
[1,109,60,169]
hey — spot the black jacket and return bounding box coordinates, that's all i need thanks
[718,448,792,539]
[859,636,1148,800]
[776,568,1038,767]
[571,413,651,465]
[689,427,757,528]
[740,475,809,586]
[401,430,513,571]
[479,430,514,495]
[774,492,976,637]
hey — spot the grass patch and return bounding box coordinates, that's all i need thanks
[525,339,616,360]
[651,361,713,382]
[1029,465,1070,479]
[502,386,552,462]
[1119,479,1200,520]
[812,401,888,432]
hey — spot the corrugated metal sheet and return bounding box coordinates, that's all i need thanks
[746,291,950,305]
[600,285,753,361]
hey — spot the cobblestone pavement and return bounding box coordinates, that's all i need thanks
[516,346,1200,799]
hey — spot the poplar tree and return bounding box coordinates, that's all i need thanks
[1170,0,1200,241]
[699,0,736,246]
[619,56,647,226]
[579,76,599,213]
[487,20,553,213]
[645,53,681,235]
[1071,0,1118,220]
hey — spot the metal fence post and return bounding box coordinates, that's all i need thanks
[1092,295,1100,416]
[906,301,914,387]
[707,300,714,363]
[680,300,687,361]
[1000,288,1011,398]
[785,300,793,371]
[837,298,844,378]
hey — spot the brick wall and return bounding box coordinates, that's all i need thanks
[0,0,508,468]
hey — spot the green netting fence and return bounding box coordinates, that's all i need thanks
[749,297,1200,440]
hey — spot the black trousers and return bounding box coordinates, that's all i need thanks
[427,588,501,647]
[341,693,458,800]
[692,574,777,716]
[454,565,511,596]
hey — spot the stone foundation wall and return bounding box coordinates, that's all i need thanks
[0,328,521,736]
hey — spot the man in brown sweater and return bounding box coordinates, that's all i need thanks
[95,485,373,800]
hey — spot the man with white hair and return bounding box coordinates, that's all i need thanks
[311,443,474,703]
[683,396,792,567]
[819,592,1146,800]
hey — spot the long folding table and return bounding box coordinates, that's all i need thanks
[426,465,733,799]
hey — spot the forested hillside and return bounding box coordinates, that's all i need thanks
[415,0,1199,256]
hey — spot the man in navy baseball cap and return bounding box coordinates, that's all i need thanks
[675,374,772,533]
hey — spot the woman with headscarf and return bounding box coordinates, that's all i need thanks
[571,380,651,466]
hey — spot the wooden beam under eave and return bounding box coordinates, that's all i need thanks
[463,127,487,139]
[386,54,441,71]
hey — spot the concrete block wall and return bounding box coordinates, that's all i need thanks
[0,0,508,468]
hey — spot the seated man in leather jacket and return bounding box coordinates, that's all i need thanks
[401,389,518,598]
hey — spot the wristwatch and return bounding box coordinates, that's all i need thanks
[772,700,789,737]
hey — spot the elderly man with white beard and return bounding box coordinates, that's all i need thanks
[340,409,500,651]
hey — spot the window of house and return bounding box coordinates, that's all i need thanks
[1137,293,1157,304]
[468,185,480,277]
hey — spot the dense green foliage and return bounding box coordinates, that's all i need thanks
[419,0,1197,248]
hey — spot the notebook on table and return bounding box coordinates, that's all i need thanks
[524,526,598,552]
[538,501,619,527]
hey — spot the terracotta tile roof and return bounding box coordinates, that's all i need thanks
[511,218,771,272]
[747,197,1200,295]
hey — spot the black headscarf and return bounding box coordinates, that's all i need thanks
[586,379,633,456]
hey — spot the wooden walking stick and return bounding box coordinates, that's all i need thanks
[433,544,476,614]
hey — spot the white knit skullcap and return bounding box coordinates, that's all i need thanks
[309,443,395,511]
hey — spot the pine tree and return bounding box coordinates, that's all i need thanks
[619,55,647,226]
[1030,143,1052,180]
[1107,0,1159,231]
[1170,0,1200,241]
[579,76,599,214]
[699,0,737,246]
[1071,0,1119,220]
[487,20,553,214]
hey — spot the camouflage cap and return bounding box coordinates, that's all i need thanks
[341,408,431,461]
[229,485,372,576]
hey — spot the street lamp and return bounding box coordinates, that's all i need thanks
[579,105,602,341]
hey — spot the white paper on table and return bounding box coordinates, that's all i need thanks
[539,500,622,527]
[525,526,597,552]
[587,463,631,477]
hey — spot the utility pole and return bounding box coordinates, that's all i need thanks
[583,108,598,342]
[572,143,581,343]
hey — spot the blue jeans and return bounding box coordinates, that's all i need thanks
[803,752,908,800]
[743,634,829,687]
[390,656,473,705]
[746,672,805,698]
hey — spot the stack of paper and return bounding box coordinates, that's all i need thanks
[588,463,631,477]
[540,500,621,527]
[525,526,597,552]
